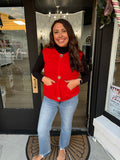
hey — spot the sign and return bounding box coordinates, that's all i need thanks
[107,85,120,120]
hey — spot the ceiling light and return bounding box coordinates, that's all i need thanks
[13,21,25,25]
[48,12,51,17]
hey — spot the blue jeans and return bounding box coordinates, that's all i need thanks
[37,95,78,157]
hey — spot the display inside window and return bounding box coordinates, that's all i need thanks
[0,7,33,109]
[105,20,120,120]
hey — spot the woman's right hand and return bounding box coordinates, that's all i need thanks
[42,76,56,86]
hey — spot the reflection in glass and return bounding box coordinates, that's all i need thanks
[0,7,33,109]
[113,30,120,87]
[105,23,120,120]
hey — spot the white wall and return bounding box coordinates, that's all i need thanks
[36,11,92,53]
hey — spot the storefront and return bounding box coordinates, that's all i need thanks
[88,2,120,159]
[93,18,120,160]
[0,0,93,133]
[0,2,120,159]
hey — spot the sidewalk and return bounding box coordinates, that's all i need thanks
[0,134,114,160]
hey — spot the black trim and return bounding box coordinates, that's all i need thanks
[0,129,88,135]
[0,130,36,135]
[103,111,120,127]
[0,0,41,133]
[23,0,42,112]
[0,0,23,7]
[50,129,88,136]
[89,19,103,135]
[0,89,4,109]
[89,20,114,135]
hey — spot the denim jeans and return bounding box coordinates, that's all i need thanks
[37,95,78,157]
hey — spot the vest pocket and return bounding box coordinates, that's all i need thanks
[44,83,57,98]
[62,80,79,99]
[61,81,72,97]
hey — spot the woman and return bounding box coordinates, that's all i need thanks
[32,19,89,160]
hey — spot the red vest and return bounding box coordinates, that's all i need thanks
[43,48,83,102]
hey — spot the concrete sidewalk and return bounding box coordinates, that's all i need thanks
[0,135,114,160]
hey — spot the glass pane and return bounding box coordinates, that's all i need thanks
[113,30,120,87]
[108,29,120,120]
[0,7,33,109]
[36,11,90,128]
[105,21,120,120]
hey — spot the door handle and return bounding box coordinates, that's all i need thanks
[31,74,38,93]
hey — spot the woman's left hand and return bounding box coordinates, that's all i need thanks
[65,78,82,90]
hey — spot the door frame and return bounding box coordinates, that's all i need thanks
[88,19,115,135]
[0,0,95,134]
[0,0,41,134]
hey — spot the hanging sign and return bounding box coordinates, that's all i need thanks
[112,0,120,28]
[107,85,120,120]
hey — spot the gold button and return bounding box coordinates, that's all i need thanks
[60,54,63,57]
[58,76,61,79]
[57,97,61,100]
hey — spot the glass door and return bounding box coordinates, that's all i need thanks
[36,11,91,129]
[0,7,41,133]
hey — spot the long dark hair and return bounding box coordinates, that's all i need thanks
[47,19,83,72]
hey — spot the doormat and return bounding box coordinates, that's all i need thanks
[26,134,90,160]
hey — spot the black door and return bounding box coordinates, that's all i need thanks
[0,1,41,133]
[0,0,93,133]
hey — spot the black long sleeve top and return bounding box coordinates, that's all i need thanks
[32,45,90,84]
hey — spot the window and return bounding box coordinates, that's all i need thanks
[105,19,120,120]
[0,7,33,109]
